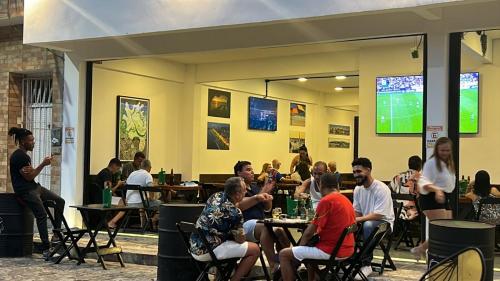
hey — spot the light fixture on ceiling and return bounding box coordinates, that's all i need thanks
[297,77,308,82]
[335,75,346,80]
[334,87,343,91]
[411,35,423,59]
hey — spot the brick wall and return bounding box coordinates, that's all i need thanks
[0,24,64,194]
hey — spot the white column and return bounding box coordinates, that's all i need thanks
[60,54,86,227]
[425,31,449,158]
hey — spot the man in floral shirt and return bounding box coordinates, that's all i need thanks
[190,177,260,281]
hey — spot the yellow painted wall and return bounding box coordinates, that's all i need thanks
[90,58,185,174]
[460,39,500,182]
[358,44,423,180]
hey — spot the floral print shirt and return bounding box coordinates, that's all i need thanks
[189,192,244,255]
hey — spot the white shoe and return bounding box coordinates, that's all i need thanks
[354,266,373,280]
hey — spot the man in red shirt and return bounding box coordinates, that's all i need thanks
[279,173,355,281]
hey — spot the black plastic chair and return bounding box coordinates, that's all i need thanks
[419,247,486,281]
[43,200,86,264]
[392,193,421,249]
[176,221,240,281]
[301,223,358,281]
[343,222,390,281]
[123,184,163,233]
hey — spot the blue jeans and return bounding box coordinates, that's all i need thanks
[361,220,385,266]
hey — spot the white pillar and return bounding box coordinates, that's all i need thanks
[60,54,86,227]
[425,31,449,158]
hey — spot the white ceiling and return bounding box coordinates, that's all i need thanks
[158,36,418,65]
[276,75,359,94]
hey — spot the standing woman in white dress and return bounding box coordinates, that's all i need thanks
[411,137,456,260]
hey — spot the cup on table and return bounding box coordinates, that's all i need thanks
[272,207,282,219]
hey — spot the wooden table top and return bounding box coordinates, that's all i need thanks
[151,184,201,191]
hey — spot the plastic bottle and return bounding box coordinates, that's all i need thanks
[170,168,174,185]
[102,182,112,208]
[158,168,166,185]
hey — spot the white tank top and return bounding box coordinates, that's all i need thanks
[309,177,322,209]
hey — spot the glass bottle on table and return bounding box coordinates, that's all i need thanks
[102,182,112,208]
[158,168,166,185]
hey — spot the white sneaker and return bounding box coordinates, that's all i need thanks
[354,266,373,280]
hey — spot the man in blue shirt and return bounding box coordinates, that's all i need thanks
[234,161,289,272]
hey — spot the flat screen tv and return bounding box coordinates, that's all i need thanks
[376,72,479,134]
[248,97,278,131]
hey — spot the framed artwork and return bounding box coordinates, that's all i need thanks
[248,97,278,131]
[207,122,230,150]
[289,131,306,153]
[328,124,350,136]
[328,138,350,149]
[208,89,231,118]
[116,96,150,161]
[290,103,306,126]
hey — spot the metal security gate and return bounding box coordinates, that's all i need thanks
[22,78,53,190]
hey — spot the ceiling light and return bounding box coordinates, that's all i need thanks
[335,75,347,80]
[297,77,308,82]
[335,87,343,91]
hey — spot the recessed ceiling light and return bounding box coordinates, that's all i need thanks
[334,87,343,91]
[335,75,347,80]
[297,77,308,82]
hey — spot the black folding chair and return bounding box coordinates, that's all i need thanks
[392,193,421,249]
[123,184,163,233]
[43,200,86,264]
[301,223,358,281]
[176,221,240,281]
[370,201,399,274]
[343,222,390,281]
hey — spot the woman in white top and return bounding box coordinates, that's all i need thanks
[411,137,456,260]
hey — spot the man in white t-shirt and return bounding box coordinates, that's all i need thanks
[294,161,328,210]
[352,157,395,279]
[108,159,162,228]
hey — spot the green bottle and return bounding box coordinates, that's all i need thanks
[102,183,112,208]
[158,168,166,185]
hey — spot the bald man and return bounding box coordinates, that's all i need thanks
[328,161,342,188]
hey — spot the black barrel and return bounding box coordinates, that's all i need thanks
[0,193,34,257]
[429,220,495,281]
[157,203,205,281]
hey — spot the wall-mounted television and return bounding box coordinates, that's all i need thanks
[248,97,278,131]
[376,72,479,134]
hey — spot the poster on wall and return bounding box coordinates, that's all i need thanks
[116,96,150,161]
[207,122,230,150]
[290,103,306,126]
[329,124,350,136]
[208,89,231,118]
[248,97,278,131]
[289,131,306,153]
[328,138,350,149]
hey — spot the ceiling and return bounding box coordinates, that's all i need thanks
[158,36,418,65]
[275,75,359,94]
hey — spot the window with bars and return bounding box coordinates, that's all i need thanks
[22,78,53,190]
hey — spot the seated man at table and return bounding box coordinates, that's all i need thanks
[352,157,394,278]
[120,151,145,180]
[190,177,260,281]
[108,159,162,229]
[234,160,289,271]
[279,173,355,281]
[294,161,329,210]
[94,158,124,203]
[328,160,342,188]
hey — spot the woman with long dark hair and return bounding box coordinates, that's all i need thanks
[466,170,500,225]
[411,137,455,260]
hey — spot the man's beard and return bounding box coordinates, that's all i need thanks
[355,176,367,185]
